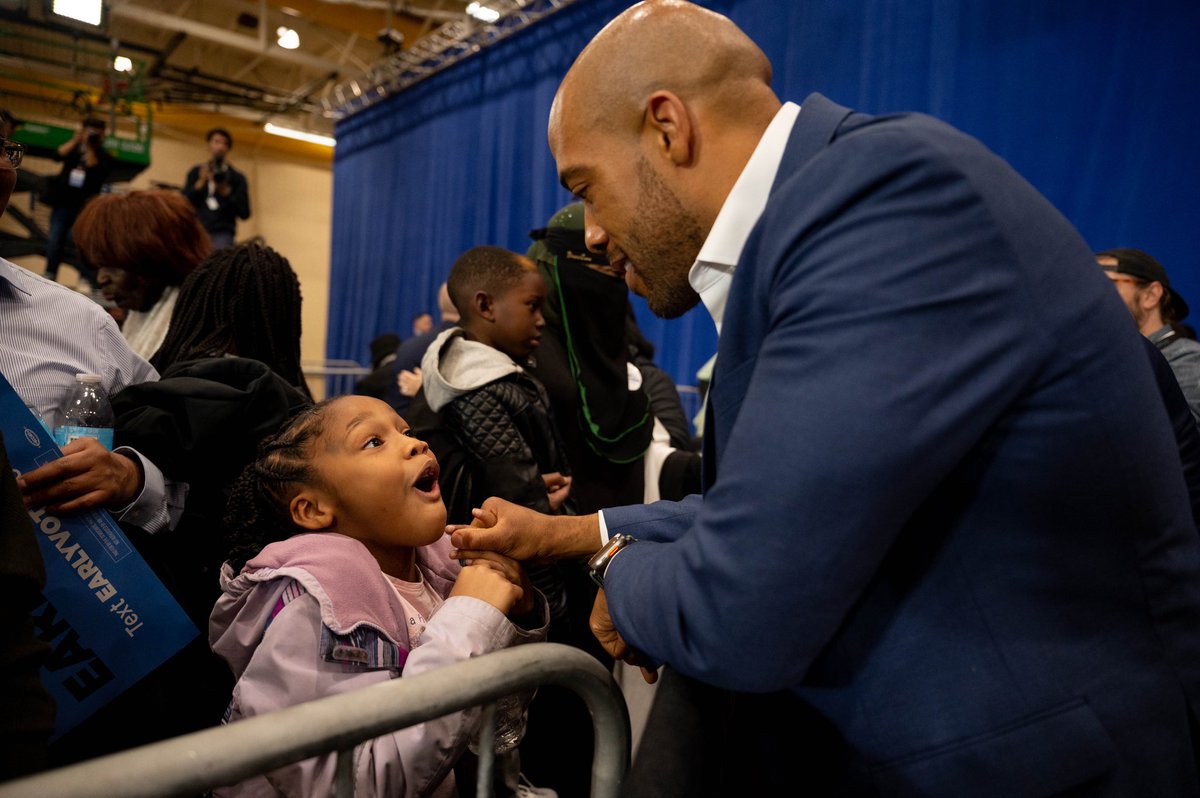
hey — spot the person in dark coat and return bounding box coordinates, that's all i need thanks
[0,434,56,780]
[354,332,401,400]
[180,128,250,250]
[384,283,461,415]
[525,202,699,513]
[41,117,112,285]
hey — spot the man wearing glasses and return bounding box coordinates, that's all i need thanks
[1097,248,1200,425]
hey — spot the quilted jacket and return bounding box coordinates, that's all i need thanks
[420,328,570,515]
[420,328,572,622]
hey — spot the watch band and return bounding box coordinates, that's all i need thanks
[588,533,636,588]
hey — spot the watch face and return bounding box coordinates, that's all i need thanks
[589,535,633,587]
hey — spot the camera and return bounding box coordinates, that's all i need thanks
[82,117,105,144]
[209,158,228,182]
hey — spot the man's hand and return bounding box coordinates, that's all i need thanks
[448,497,601,562]
[17,439,144,515]
[542,471,572,513]
[194,164,212,191]
[590,589,658,684]
[397,367,422,397]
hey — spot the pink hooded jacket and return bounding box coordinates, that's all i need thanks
[209,532,546,797]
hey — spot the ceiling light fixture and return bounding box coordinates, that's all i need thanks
[113,56,134,73]
[264,123,335,148]
[466,2,500,23]
[276,26,300,50]
[52,0,103,26]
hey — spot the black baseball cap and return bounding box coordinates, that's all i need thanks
[1097,247,1189,321]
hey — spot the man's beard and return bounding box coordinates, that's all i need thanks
[626,158,706,319]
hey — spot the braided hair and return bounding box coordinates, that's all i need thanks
[224,398,337,571]
[152,242,312,398]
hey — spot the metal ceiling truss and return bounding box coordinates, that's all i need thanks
[324,0,577,120]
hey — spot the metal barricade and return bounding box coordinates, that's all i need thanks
[0,643,629,798]
[676,384,701,428]
[302,359,371,399]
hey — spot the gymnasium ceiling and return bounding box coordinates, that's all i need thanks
[0,0,554,143]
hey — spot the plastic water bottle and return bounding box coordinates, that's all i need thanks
[55,373,115,450]
[469,689,534,755]
[24,403,53,438]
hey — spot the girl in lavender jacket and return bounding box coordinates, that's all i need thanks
[209,395,547,797]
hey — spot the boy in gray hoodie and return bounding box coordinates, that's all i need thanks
[420,246,573,538]
[420,248,593,793]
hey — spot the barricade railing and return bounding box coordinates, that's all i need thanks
[676,384,701,427]
[0,643,629,798]
[302,358,371,399]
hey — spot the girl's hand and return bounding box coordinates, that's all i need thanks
[455,551,535,617]
[450,562,522,615]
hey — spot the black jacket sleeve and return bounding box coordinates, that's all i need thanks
[227,168,250,220]
[0,434,55,778]
[181,165,206,207]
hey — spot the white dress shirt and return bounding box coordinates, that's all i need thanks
[598,101,803,543]
[688,101,801,333]
[0,258,184,532]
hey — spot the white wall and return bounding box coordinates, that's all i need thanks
[129,124,334,397]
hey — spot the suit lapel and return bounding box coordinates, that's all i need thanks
[701,94,860,491]
[772,93,858,196]
[701,376,717,492]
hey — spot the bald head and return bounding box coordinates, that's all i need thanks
[551,0,777,144]
[547,2,783,319]
[437,281,459,322]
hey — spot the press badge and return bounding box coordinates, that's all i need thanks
[206,196,219,211]
[68,168,86,188]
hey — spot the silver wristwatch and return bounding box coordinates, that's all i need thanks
[588,534,636,588]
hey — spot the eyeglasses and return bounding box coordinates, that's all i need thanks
[1,138,24,169]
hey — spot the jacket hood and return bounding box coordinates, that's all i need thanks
[420,327,522,412]
[112,356,311,486]
[209,532,460,679]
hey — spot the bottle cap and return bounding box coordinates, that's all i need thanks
[76,373,103,384]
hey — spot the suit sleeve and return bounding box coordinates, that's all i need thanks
[605,126,1043,693]
[603,494,704,544]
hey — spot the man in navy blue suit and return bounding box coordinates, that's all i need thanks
[452,2,1200,793]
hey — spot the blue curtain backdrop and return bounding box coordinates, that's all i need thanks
[330,0,1199,392]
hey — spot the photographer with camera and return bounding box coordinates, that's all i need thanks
[41,116,112,286]
[181,127,250,249]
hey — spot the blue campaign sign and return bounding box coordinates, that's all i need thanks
[0,371,198,737]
